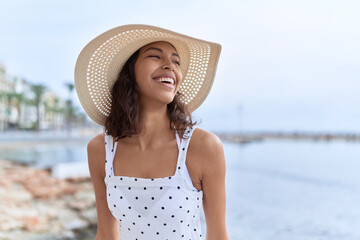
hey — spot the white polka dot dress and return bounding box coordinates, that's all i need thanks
[104,126,203,240]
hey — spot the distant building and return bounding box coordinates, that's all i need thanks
[0,64,7,131]
[0,63,68,131]
[0,63,94,132]
[42,91,66,130]
[18,78,37,129]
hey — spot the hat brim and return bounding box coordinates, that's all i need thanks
[74,24,221,126]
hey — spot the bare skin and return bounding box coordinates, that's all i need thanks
[87,41,229,240]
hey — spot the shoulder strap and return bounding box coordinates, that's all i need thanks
[104,133,115,178]
[175,129,181,151]
[176,125,198,172]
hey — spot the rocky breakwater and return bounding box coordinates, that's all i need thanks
[0,159,97,240]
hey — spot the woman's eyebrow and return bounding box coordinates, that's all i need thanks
[144,47,180,58]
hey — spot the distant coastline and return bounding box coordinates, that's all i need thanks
[216,131,360,144]
[0,129,359,148]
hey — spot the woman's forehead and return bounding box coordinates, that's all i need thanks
[140,41,178,54]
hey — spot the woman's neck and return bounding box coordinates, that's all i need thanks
[125,107,174,151]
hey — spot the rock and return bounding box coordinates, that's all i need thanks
[0,159,97,239]
[22,215,48,232]
[0,216,23,231]
[23,175,77,199]
[80,208,98,225]
[64,219,89,231]
[68,190,95,210]
[57,208,90,231]
[0,187,32,203]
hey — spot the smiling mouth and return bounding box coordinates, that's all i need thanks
[153,77,175,89]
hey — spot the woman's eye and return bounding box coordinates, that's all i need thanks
[149,55,180,66]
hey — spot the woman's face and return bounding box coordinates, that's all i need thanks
[134,41,183,107]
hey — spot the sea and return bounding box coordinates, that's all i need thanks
[0,133,359,240]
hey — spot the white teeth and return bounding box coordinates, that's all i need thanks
[154,77,174,85]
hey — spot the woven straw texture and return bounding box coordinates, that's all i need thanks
[75,24,221,126]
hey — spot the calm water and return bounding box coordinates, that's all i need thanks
[225,140,360,240]
[1,139,359,239]
[0,142,89,168]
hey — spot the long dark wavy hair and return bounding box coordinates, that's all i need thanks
[104,46,198,141]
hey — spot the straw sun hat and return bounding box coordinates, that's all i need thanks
[74,24,221,126]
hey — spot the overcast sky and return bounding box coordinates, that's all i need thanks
[1,0,359,132]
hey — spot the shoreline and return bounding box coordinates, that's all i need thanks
[0,129,359,151]
[0,138,90,150]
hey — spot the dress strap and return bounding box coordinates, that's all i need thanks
[104,133,117,178]
[176,125,197,173]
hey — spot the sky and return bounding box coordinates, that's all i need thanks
[1,0,359,132]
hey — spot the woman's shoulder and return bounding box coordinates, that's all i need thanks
[188,127,225,178]
[190,127,224,160]
[88,132,106,149]
[87,133,107,178]
[87,132,106,158]
[192,127,223,149]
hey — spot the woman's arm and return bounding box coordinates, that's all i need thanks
[200,131,229,240]
[87,133,119,240]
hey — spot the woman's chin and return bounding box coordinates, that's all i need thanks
[157,94,176,105]
[140,93,177,108]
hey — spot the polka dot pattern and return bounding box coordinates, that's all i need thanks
[104,126,203,239]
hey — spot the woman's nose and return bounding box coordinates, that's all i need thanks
[162,59,175,71]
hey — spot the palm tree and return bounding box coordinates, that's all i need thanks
[43,95,64,130]
[64,82,75,132]
[72,105,87,128]
[30,84,46,131]
[53,96,62,130]
[12,92,26,130]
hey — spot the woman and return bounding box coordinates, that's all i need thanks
[75,24,228,240]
